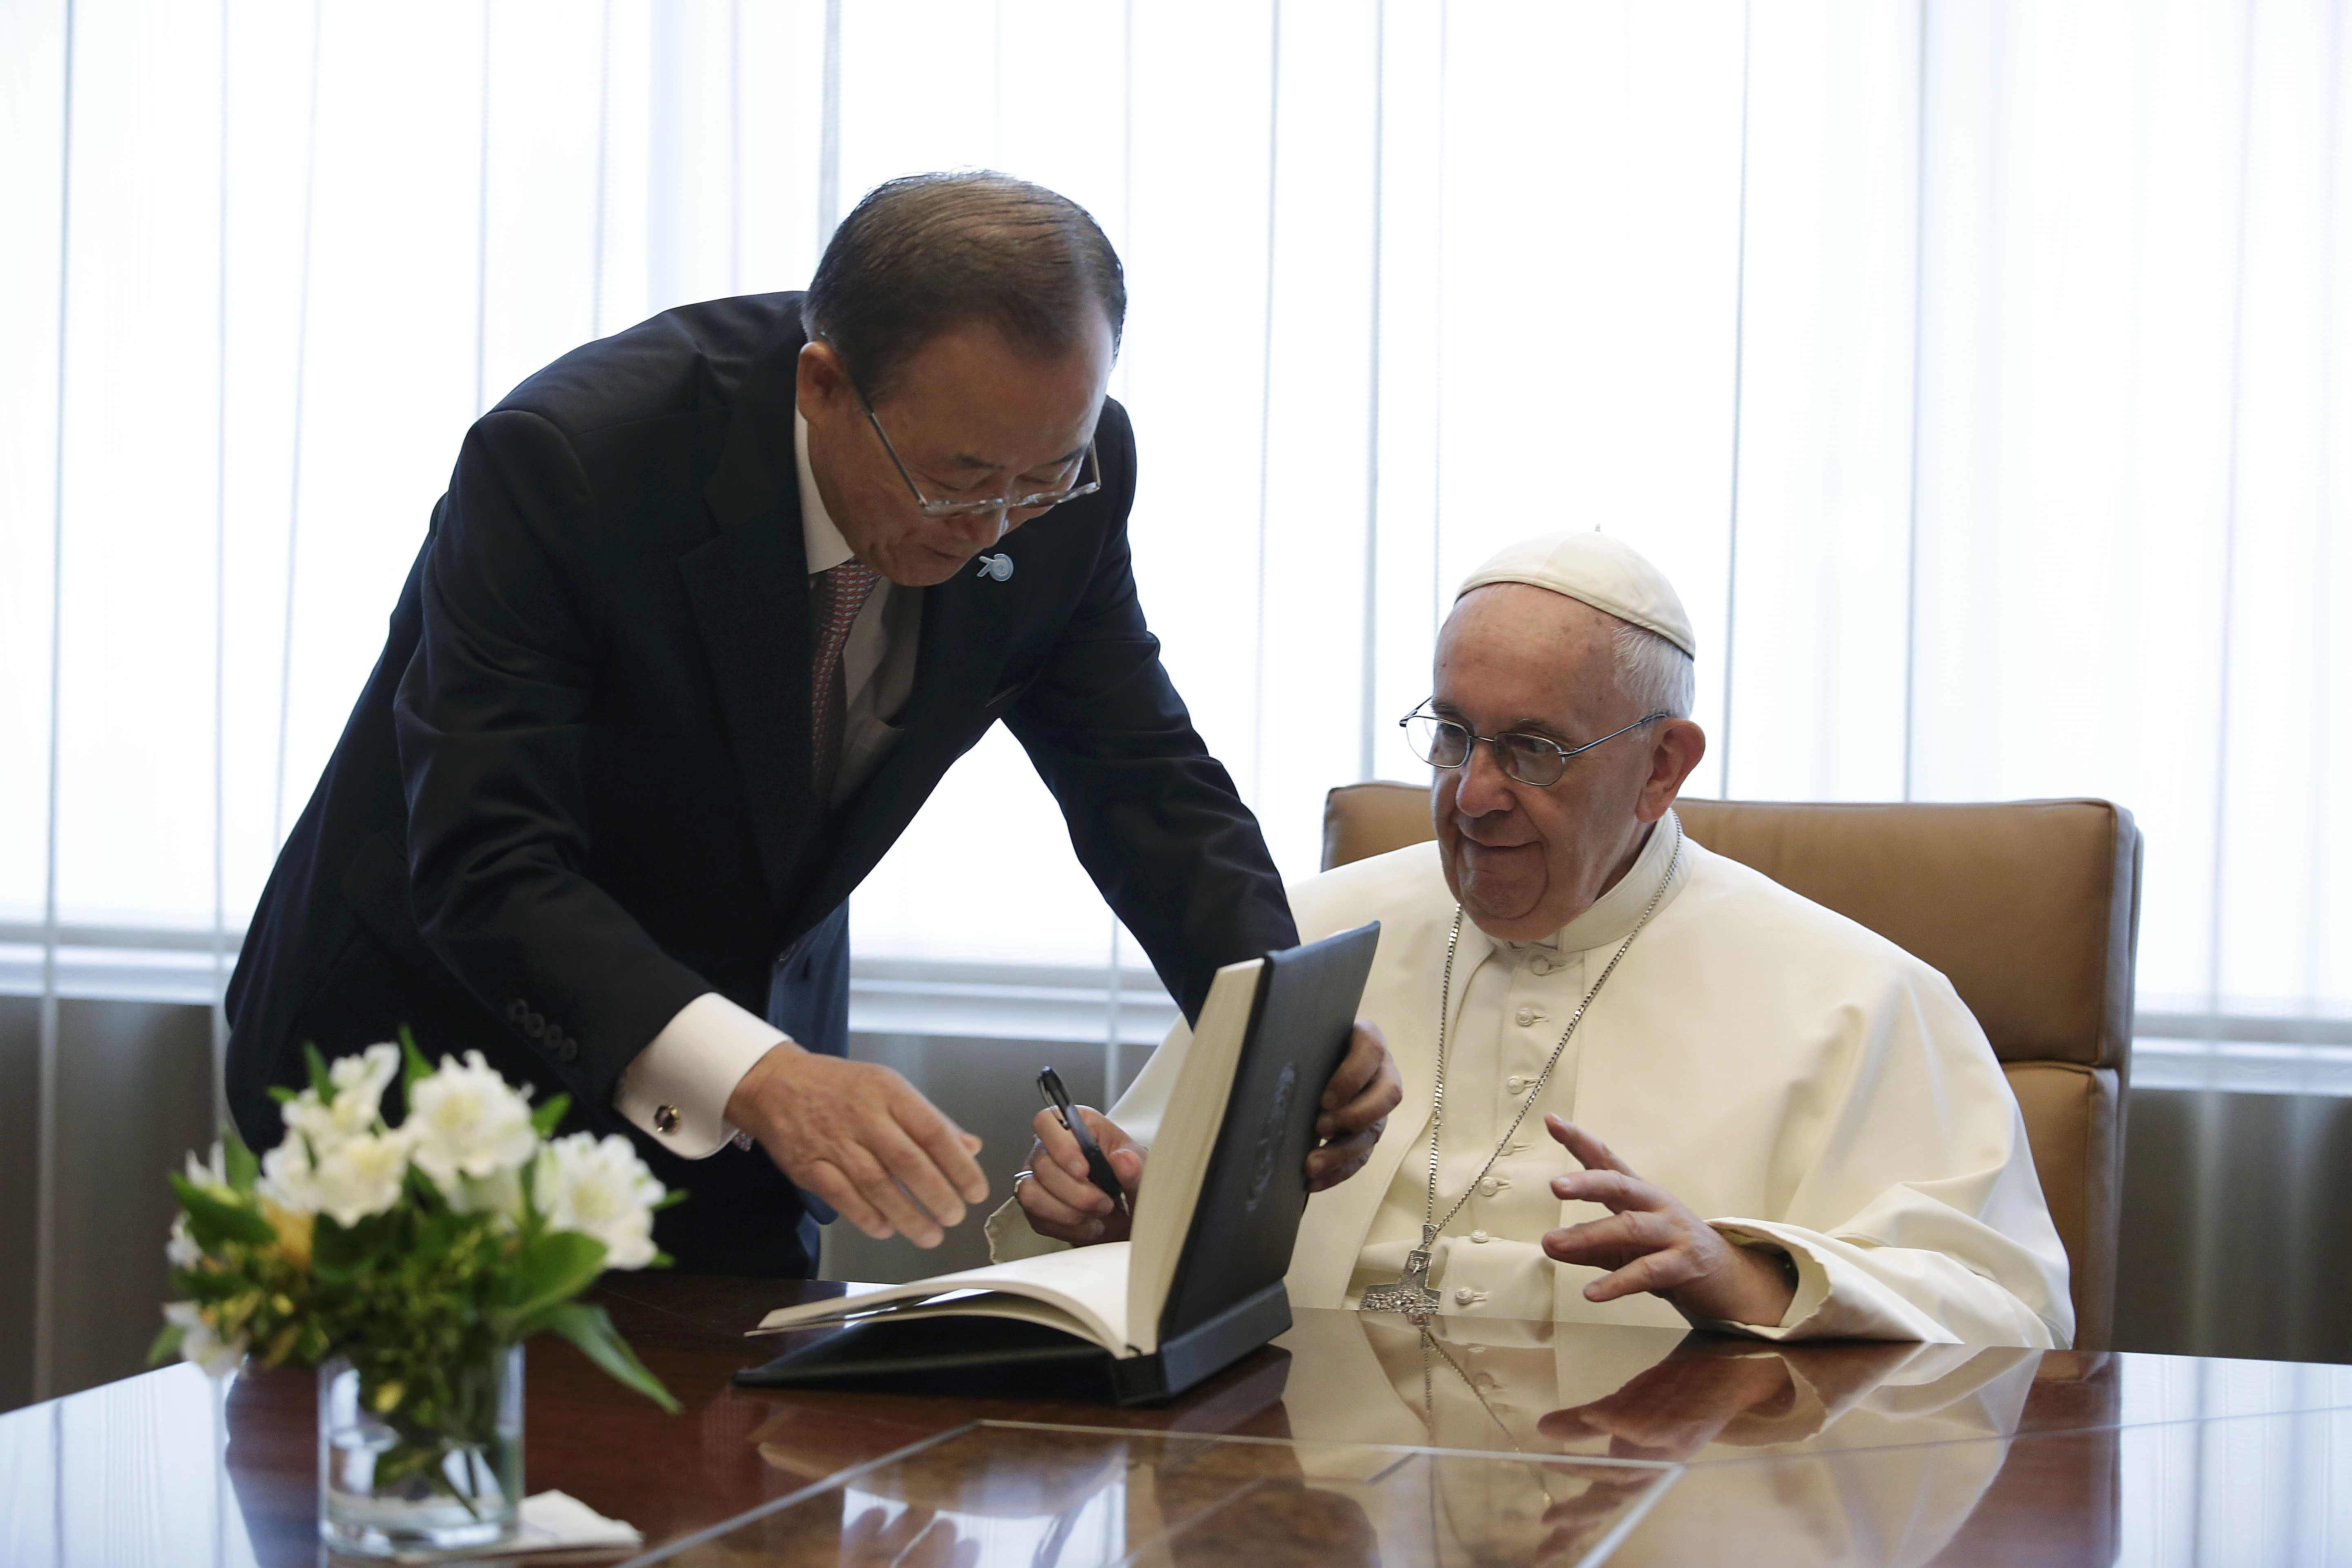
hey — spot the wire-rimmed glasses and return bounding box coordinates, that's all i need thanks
[856,394,1102,520]
[1399,702,1671,788]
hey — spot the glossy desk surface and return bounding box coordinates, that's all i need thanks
[5,1274,2348,1566]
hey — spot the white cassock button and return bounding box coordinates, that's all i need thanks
[1515,1007,1538,1027]
[1479,1177,1502,1196]
[1506,1076,1531,1094]
[1453,1287,1478,1305]
[1529,956,1557,975]
[1470,1229,1490,1244]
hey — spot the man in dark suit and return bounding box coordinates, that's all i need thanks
[225,172,1399,1276]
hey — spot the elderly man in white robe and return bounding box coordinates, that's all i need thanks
[994,531,2072,1348]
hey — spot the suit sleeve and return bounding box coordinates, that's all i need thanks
[393,409,714,1109]
[1002,404,1298,1022]
[1694,972,2076,1350]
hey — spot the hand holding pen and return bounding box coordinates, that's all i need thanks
[1016,1067,1146,1245]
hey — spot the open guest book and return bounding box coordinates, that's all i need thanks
[734,922,1380,1405]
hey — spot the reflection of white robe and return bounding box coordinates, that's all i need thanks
[1271,1311,2039,1568]
[993,809,2071,1348]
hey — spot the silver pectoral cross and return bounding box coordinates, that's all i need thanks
[1359,1227,1442,1317]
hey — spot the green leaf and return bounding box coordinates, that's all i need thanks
[302,1042,333,1100]
[266,1085,296,1105]
[650,1188,688,1212]
[540,1302,679,1413]
[221,1128,259,1192]
[311,1209,396,1277]
[400,1026,434,1099]
[529,1093,571,1140]
[493,1231,606,1335]
[147,1321,186,1368]
[170,1173,276,1249]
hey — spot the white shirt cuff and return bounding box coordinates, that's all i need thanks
[614,992,787,1159]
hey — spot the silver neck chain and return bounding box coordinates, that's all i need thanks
[1419,818,1684,1246]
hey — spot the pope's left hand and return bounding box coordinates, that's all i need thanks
[1539,1114,1797,1328]
[1305,1020,1402,1192]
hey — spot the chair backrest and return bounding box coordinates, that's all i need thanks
[1320,784,2142,1350]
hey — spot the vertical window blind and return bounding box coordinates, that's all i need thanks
[3,0,2345,1099]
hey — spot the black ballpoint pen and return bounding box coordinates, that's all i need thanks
[1036,1066,1130,1218]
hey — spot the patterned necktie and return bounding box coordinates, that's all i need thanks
[808,559,883,800]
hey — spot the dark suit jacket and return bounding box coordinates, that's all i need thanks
[224,291,1297,1275]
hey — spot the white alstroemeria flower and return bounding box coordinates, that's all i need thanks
[165,1301,246,1378]
[283,1042,401,1150]
[309,1130,412,1229]
[183,1142,233,1196]
[165,1213,204,1271]
[258,1131,323,1215]
[444,1165,527,1227]
[535,1133,666,1270]
[406,1051,538,1190]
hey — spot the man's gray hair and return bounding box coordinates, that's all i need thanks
[1613,622,1695,719]
[802,170,1125,401]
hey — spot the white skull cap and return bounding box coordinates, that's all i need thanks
[1454,532,1696,659]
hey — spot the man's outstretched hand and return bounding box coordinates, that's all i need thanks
[1015,1017,1403,1245]
[726,1040,989,1249]
[1540,1114,1798,1328]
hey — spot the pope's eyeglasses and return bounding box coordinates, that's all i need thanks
[1401,703,1671,788]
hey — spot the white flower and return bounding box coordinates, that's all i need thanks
[535,1133,666,1270]
[406,1051,538,1190]
[165,1213,204,1271]
[444,1165,526,1227]
[183,1142,233,1196]
[308,1130,412,1228]
[165,1301,246,1378]
[258,1131,322,1215]
[283,1042,401,1151]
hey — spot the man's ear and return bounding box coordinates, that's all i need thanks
[795,340,850,420]
[1636,719,1708,823]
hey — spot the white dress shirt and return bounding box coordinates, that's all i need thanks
[611,410,918,1157]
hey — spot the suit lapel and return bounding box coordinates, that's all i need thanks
[794,541,1026,920]
[680,329,821,911]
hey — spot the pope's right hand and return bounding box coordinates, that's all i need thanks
[1015,1106,1145,1245]
[724,1040,988,1248]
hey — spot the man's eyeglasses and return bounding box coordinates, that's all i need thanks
[1400,702,1671,788]
[856,392,1101,520]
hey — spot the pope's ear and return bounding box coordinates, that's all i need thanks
[1640,718,1708,821]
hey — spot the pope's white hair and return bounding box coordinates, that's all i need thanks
[1613,622,1695,719]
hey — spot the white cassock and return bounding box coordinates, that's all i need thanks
[991,807,2072,1348]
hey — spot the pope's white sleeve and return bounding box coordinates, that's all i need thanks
[1688,971,2074,1350]
[612,992,786,1159]
[1695,1206,2066,1348]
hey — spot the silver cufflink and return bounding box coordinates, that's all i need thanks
[653,1104,679,1134]
[976,553,1013,582]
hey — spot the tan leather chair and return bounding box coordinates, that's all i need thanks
[1320,784,2142,1350]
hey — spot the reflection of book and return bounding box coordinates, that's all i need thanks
[741,924,1379,1403]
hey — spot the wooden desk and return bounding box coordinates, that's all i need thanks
[4,1274,2347,1564]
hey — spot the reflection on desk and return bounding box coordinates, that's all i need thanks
[704,1425,1668,1567]
[2,1275,2348,1566]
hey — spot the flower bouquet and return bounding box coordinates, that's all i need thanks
[156,1035,681,1557]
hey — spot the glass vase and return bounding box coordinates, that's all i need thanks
[318,1342,523,1557]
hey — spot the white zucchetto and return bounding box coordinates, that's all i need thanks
[1455,532,1696,658]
